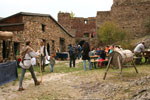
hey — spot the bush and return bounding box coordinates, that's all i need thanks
[97,21,126,46]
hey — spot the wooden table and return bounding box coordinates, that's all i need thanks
[90,55,99,68]
[90,55,99,62]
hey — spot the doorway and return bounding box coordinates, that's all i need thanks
[47,43,50,56]
[14,42,20,59]
[3,40,10,59]
[59,38,65,52]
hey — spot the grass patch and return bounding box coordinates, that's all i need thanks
[74,63,150,81]
[14,60,150,85]
[53,61,83,73]
[16,61,84,81]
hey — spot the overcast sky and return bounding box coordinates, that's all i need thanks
[0,0,113,20]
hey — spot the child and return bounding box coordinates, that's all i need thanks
[97,47,106,68]
[49,53,55,72]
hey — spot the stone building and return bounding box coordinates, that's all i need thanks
[58,13,96,45]
[0,12,75,61]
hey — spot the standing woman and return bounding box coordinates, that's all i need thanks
[82,42,92,70]
[18,41,40,91]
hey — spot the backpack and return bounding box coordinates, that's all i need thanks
[69,47,76,56]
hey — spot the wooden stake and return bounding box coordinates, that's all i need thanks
[103,56,112,80]
[117,56,122,79]
[132,60,138,73]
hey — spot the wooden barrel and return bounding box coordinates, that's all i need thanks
[0,31,13,40]
[109,50,133,67]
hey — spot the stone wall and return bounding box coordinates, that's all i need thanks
[97,0,150,39]
[22,15,75,52]
[58,13,96,39]
[96,11,111,32]
[113,0,150,6]
[58,13,72,34]
[57,0,150,47]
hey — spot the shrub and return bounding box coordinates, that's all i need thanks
[97,21,126,46]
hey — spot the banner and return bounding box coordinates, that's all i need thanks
[0,61,18,86]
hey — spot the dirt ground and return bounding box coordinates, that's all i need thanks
[1,60,150,100]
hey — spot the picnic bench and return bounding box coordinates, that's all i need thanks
[90,55,108,68]
[90,55,99,68]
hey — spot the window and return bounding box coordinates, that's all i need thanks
[91,33,94,38]
[83,33,89,38]
[42,24,46,32]
[84,20,88,24]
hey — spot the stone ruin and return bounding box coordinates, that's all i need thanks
[58,0,150,47]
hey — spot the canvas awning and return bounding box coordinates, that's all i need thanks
[0,31,13,40]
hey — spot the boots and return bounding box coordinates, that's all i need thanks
[18,87,25,91]
[35,81,41,86]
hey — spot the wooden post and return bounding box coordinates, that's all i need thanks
[10,38,14,60]
[103,56,112,80]
[117,56,122,79]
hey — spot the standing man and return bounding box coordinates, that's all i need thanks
[40,39,48,72]
[18,41,40,91]
[68,44,76,68]
[134,41,145,64]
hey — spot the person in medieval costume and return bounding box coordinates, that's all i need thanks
[40,39,48,72]
[18,41,40,91]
